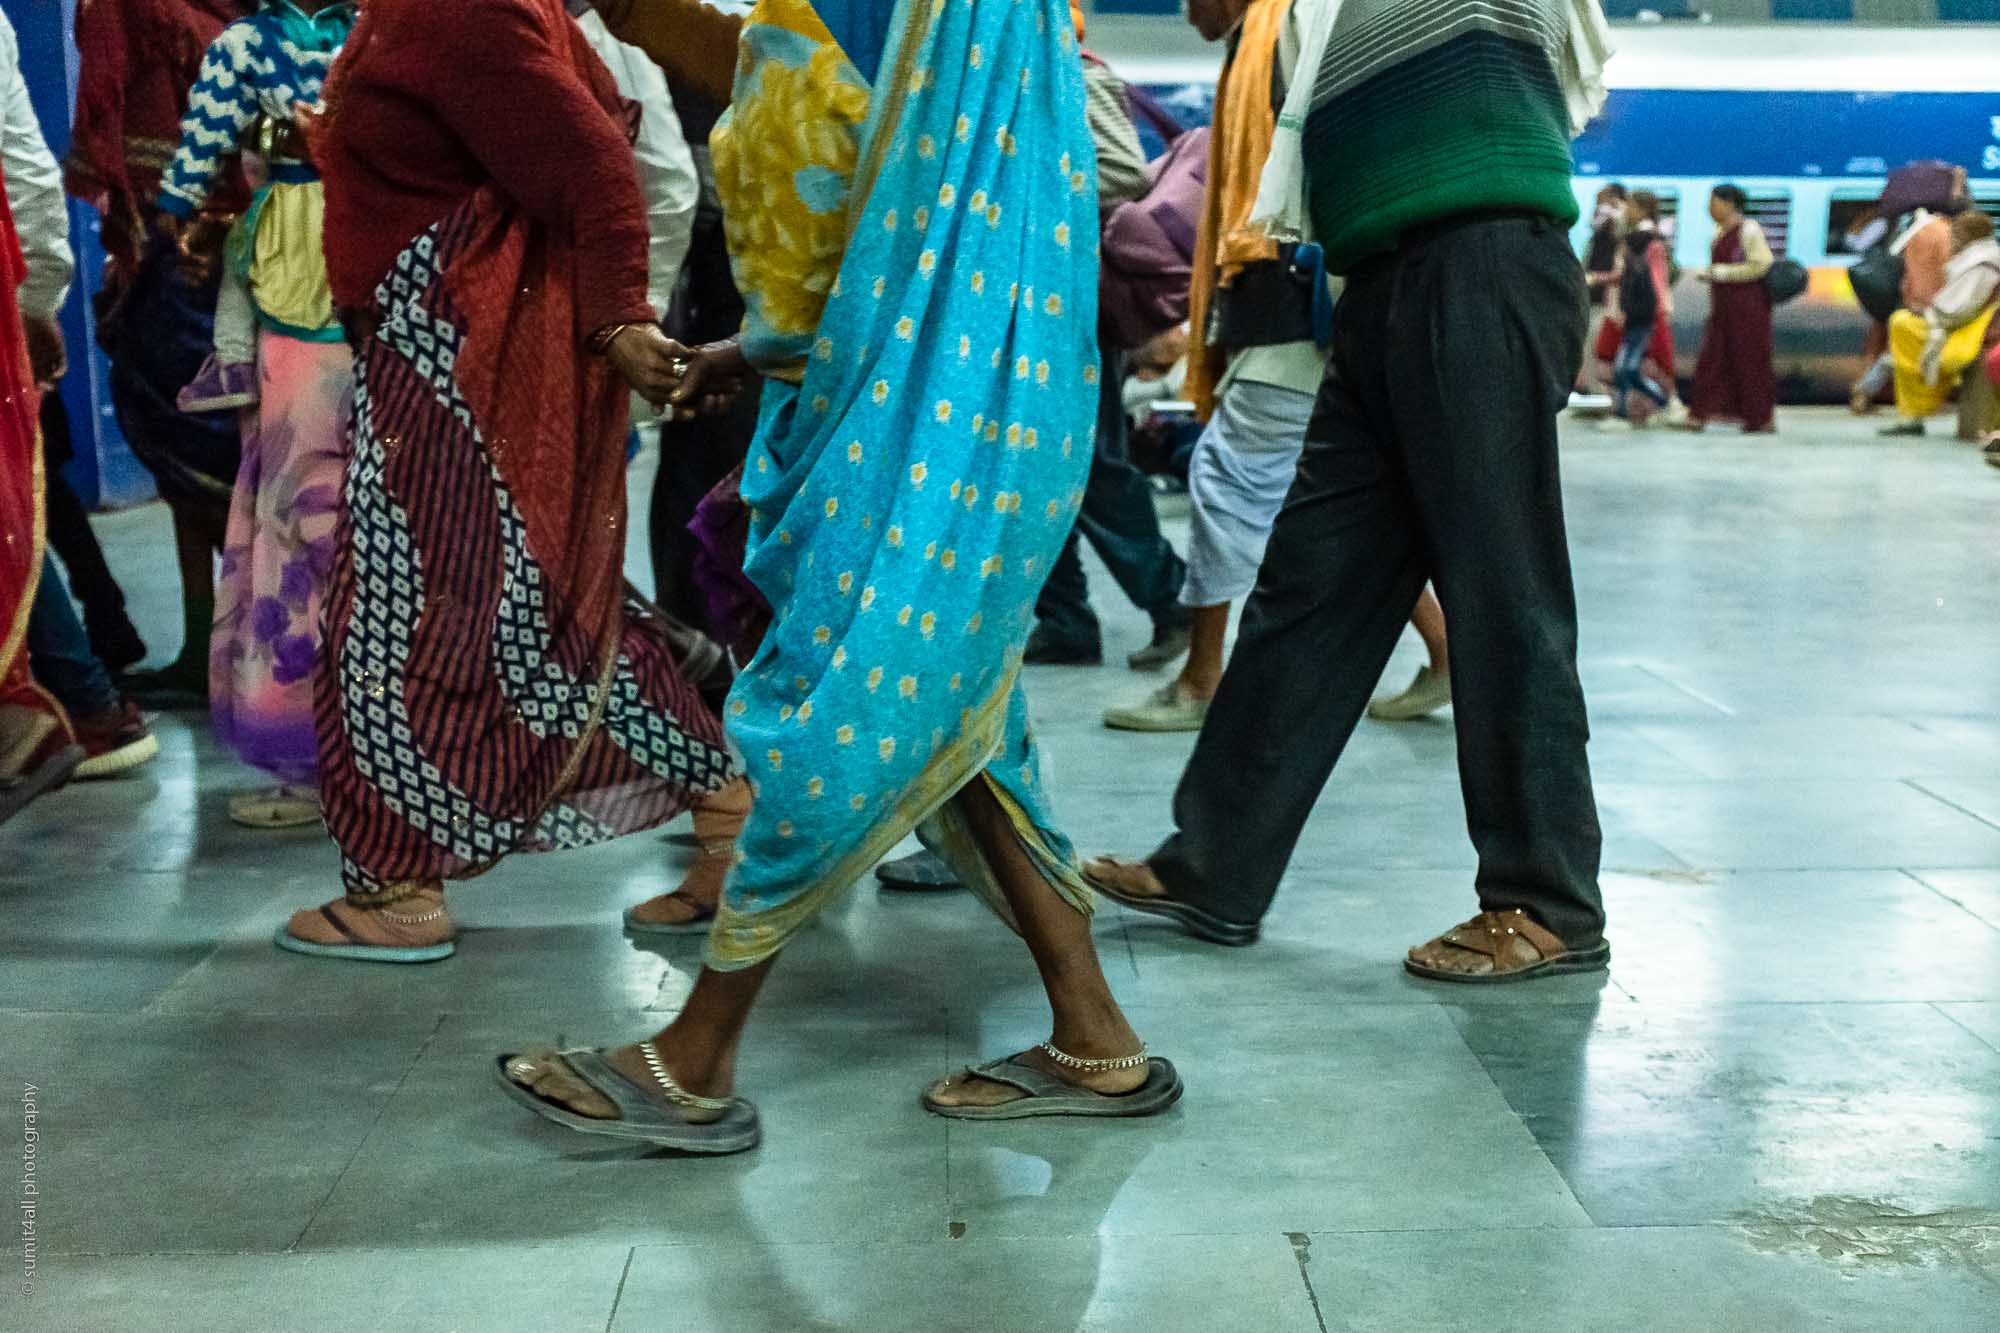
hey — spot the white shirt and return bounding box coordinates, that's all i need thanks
[574,10,699,321]
[0,10,72,320]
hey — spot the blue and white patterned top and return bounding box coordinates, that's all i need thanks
[156,0,357,218]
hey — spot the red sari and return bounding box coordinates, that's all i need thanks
[0,161,48,714]
[1692,223,1776,431]
[312,0,731,897]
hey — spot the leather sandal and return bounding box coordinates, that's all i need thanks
[1404,909,1609,984]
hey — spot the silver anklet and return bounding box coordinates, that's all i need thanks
[641,1039,732,1112]
[1040,1041,1149,1073]
[378,905,447,925]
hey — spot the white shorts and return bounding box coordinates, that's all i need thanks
[1181,379,1315,607]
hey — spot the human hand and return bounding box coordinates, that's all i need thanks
[23,315,66,388]
[659,337,750,422]
[603,323,687,406]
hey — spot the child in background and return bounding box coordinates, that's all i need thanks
[158,0,356,413]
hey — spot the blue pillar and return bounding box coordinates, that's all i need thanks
[5,0,155,510]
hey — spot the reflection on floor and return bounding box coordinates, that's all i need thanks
[8,409,2000,1330]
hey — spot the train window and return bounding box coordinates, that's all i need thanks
[1826,195,1883,256]
[1745,191,1791,259]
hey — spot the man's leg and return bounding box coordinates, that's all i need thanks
[1139,353,1428,928]
[1075,353,1187,632]
[40,398,145,671]
[1027,532,1104,661]
[26,559,120,720]
[1390,219,1604,958]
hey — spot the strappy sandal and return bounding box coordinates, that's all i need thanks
[922,1043,1184,1122]
[494,1044,761,1154]
[1404,909,1610,985]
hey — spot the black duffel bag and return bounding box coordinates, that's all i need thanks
[1765,258,1810,306]
[1847,246,1904,322]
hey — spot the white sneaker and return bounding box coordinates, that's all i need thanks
[1368,666,1453,722]
[1595,417,1637,433]
[1660,400,1691,428]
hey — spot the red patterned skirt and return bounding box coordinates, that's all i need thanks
[315,209,734,897]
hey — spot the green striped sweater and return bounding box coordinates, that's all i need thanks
[1303,0,1583,273]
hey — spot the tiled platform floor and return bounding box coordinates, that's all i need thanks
[6,410,1999,1330]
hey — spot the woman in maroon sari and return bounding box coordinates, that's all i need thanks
[1689,184,1777,434]
[274,0,735,960]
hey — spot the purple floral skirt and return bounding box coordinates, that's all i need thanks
[210,330,353,785]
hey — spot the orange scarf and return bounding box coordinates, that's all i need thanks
[1186,0,1291,419]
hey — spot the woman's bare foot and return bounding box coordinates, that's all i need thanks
[626,852,727,929]
[627,779,750,930]
[282,885,454,950]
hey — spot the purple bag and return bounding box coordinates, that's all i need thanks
[1099,127,1209,351]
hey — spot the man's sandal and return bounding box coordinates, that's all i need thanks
[1404,909,1610,984]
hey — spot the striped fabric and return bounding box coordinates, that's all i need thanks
[157,0,354,217]
[1302,0,1582,272]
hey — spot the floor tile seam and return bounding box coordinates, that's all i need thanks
[603,1247,637,1333]
[1895,868,2000,936]
[1630,664,1737,718]
[286,1011,449,1254]
[1930,1002,2000,1058]
[1438,1007,1600,1228]
[1901,778,2000,834]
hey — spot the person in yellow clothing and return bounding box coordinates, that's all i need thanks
[1881,211,2000,438]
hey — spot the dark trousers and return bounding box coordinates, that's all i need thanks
[1034,350,1188,649]
[1150,213,1605,946]
[28,558,119,719]
[40,396,141,665]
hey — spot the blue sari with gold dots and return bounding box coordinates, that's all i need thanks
[707,0,1100,967]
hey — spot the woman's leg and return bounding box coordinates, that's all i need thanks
[523,775,1147,1121]
[925,778,1147,1106]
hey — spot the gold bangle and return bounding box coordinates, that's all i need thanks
[590,322,644,356]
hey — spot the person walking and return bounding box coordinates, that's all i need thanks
[1101,0,1326,735]
[154,0,359,829]
[67,0,253,708]
[1686,183,1776,435]
[1087,0,1616,986]
[1603,190,1674,428]
[499,0,1179,1151]
[1024,34,1191,673]
[1878,210,2000,438]
[0,8,86,823]
[272,0,735,960]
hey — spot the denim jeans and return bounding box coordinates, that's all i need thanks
[1612,319,1669,418]
[1033,350,1188,649]
[28,558,119,719]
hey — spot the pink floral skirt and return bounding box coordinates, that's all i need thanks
[210,331,353,786]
